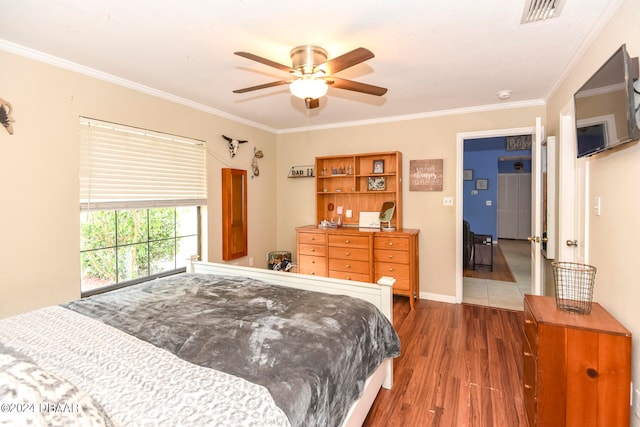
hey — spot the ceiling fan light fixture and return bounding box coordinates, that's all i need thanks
[290,77,328,100]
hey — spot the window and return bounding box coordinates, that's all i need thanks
[80,207,200,293]
[79,118,206,295]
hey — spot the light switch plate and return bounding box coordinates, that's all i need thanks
[443,197,454,206]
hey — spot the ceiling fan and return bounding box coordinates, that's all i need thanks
[233,45,388,109]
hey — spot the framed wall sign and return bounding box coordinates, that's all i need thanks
[506,134,532,151]
[475,178,489,190]
[409,159,443,191]
[463,169,473,181]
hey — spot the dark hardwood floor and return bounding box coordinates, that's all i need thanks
[363,296,527,426]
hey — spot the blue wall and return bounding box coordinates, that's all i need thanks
[463,137,531,239]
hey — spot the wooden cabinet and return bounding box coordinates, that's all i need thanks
[315,151,402,229]
[296,226,419,309]
[523,295,632,427]
[298,151,419,308]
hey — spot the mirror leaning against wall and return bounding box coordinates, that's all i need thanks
[379,201,396,231]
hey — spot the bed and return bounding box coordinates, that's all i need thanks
[0,261,400,426]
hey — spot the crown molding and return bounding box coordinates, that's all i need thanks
[0,39,277,134]
[277,99,546,134]
[2,39,545,136]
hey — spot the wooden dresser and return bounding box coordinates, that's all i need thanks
[523,295,632,427]
[296,226,419,309]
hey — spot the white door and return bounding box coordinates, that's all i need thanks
[497,174,518,238]
[558,111,588,263]
[498,173,531,239]
[529,117,544,295]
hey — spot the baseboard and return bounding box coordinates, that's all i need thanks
[418,292,458,304]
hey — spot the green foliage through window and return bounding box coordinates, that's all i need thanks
[80,206,199,292]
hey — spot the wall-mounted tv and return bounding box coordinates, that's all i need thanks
[574,44,640,158]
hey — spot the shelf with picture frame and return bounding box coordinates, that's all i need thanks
[315,151,402,228]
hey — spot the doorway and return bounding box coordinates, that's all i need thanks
[456,126,537,308]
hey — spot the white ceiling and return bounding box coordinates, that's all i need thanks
[0,0,623,132]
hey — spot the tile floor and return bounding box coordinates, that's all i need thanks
[462,239,531,311]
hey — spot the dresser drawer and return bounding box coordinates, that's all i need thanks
[298,231,326,245]
[328,234,370,249]
[329,258,370,275]
[375,263,410,291]
[297,255,327,276]
[328,270,371,282]
[328,246,369,261]
[374,249,409,264]
[374,236,410,251]
[298,243,327,257]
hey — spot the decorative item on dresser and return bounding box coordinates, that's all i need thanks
[523,295,632,427]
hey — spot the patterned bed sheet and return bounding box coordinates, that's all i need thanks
[0,306,288,426]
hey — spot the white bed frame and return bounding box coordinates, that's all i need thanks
[188,261,395,427]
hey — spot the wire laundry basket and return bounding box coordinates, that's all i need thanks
[552,261,597,314]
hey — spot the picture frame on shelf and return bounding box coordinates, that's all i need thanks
[368,176,386,191]
[475,178,489,190]
[463,169,473,181]
[373,159,384,174]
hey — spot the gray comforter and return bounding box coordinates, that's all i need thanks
[64,273,400,427]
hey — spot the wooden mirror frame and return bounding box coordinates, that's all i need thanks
[222,168,247,260]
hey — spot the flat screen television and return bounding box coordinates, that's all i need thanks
[574,44,640,158]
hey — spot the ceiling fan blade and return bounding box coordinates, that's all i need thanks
[232,80,289,93]
[324,77,388,96]
[305,98,320,109]
[317,47,375,75]
[234,52,296,73]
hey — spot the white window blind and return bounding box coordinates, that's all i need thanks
[80,117,206,211]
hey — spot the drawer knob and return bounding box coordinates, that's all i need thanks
[388,255,393,259]
[524,319,534,325]
[586,368,598,379]
[345,239,350,244]
[524,351,533,357]
[345,252,350,256]
[311,260,316,264]
[388,242,393,246]
[346,264,351,269]
[388,268,394,272]
[310,248,315,252]
[524,384,533,390]
[310,237,315,241]
[310,272,316,275]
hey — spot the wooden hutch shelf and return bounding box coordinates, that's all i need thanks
[315,151,403,229]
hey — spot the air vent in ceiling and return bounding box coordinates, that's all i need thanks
[521,0,565,24]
